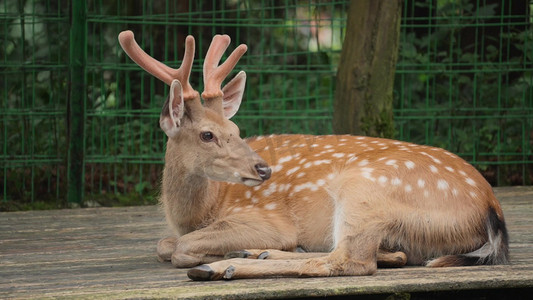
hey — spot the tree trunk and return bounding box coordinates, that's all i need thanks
[333,0,402,137]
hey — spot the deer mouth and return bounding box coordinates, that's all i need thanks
[242,177,264,187]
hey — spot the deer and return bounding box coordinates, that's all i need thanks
[118,31,509,281]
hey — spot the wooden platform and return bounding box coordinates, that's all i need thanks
[1,186,532,299]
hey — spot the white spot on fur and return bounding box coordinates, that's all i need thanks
[358,159,369,166]
[332,153,345,158]
[286,166,300,176]
[437,179,449,190]
[317,179,326,186]
[361,172,376,182]
[470,191,478,198]
[324,145,333,149]
[466,177,477,186]
[294,182,319,192]
[452,188,459,196]
[245,191,252,199]
[418,179,426,188]
[445,166,454,172]
[405,184,412,192]
[262,183,278,197]
[278,155,293,164]
[272,165,283,172]
[327,173,335,180]
[347,155,358,163]
[391,177,402,185]
[314,159,332,166]
[459,170,467,176]
[264,203,277,210]
[232,207,243,213]
[304,162,312,168]
[404,161,415,169]
[378,175,388,185]
[429,165,438,173]
[296,172,306,178]
[386,159,398,168]
[421,151,442,164]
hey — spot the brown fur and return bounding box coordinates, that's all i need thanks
[119,32,508,281]
[160,134,509,279]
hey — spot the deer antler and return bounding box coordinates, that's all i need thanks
[202,35,248,100]
[118,30,199,101]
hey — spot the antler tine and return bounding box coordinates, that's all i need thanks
[118,30,199,100]
[202,34,248,100]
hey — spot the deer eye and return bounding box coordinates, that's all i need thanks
[200,131,215,142]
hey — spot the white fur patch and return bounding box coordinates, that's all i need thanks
[437,179,449,190]
[418,179,426,188]
[466,177,477,186]
[278,155,293,164]
[286,166,300,176]
[358,159,369,167]
[391,177,402,185]
[264,203,277,210]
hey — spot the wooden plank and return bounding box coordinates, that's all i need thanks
[1,186,532,299]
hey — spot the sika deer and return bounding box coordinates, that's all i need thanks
[118,31,509,281]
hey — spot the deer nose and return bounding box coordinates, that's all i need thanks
[255,163,272,180]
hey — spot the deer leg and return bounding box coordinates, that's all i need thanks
[225,249,327,260]
[169,211,298,268]
[188,187,390,280]
[224,248,406,268]
[188,221,386,280]
[157,236,178,262]
[187,233,381,280]
[377,249,407,268]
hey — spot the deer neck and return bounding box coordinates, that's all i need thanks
[161,142,220,236]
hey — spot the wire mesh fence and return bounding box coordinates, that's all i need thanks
[1,0,532,209]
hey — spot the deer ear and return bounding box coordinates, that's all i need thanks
[160,80,185,138]
[221,71,246,119]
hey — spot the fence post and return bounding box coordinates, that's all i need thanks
[67,1,87,205]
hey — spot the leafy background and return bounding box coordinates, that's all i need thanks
[0,0,531,210]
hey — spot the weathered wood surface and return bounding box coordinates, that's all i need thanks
[1,186,532,299]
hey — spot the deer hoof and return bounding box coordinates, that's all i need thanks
[223,265,236,280]
[187,264,215,281]
[257,251,269,259]
[224,250,251,259]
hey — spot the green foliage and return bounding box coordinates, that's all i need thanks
[1,0,532,210]
[395,0,532,185]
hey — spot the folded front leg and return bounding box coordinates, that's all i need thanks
[167,211,298,268]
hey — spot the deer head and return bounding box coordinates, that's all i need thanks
[118,31,271,186]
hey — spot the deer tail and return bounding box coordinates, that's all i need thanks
[426,207,509,267]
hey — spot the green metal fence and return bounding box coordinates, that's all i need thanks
[1,0,532,209]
